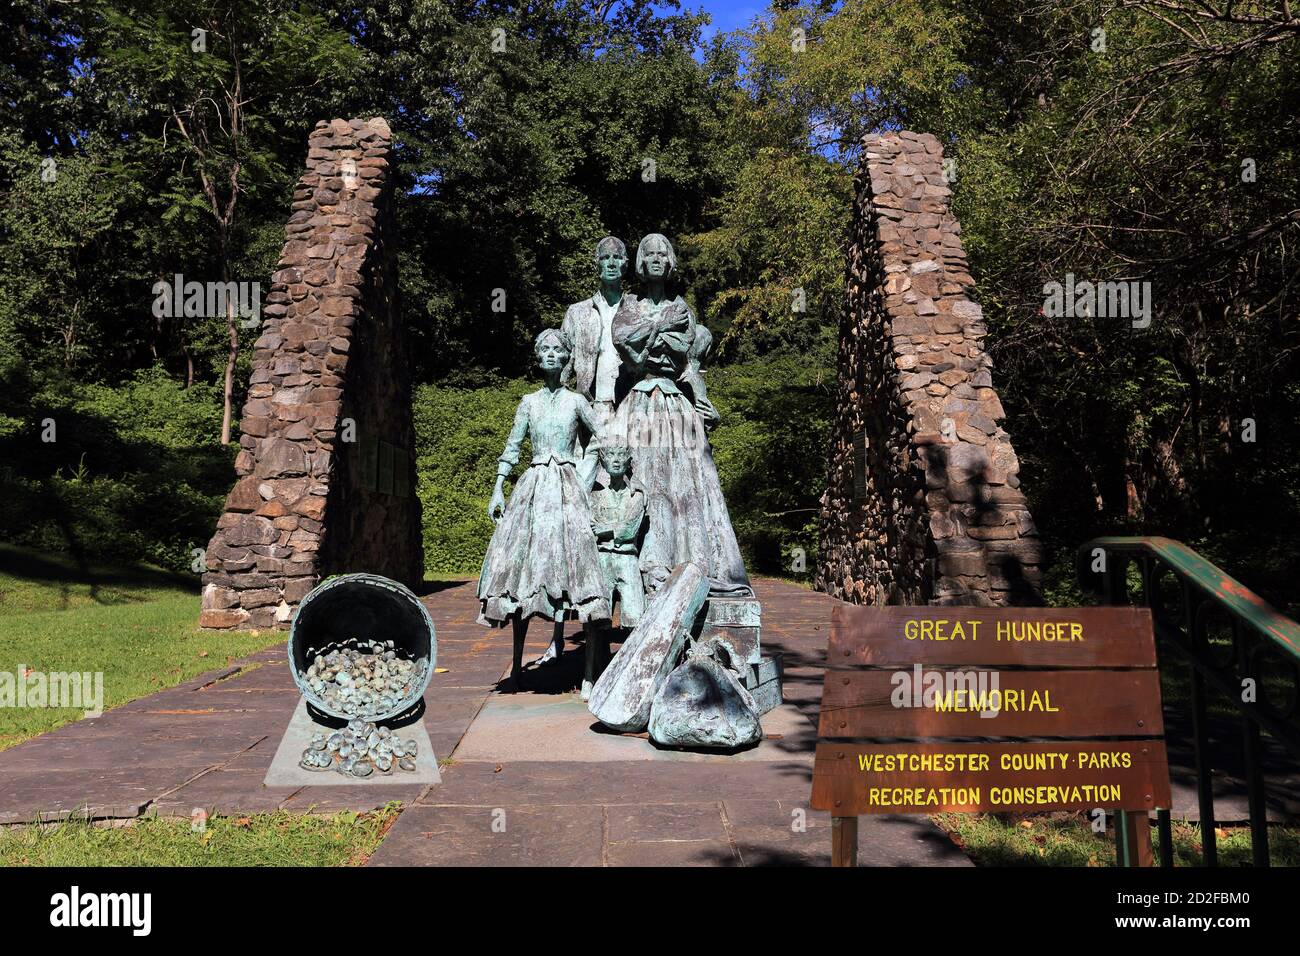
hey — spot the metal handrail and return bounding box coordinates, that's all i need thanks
[1079,536,1300,868]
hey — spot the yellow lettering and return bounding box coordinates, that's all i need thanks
[1023,690,1059,712]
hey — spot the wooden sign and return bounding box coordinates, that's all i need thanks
[819,669,1164,738]
[826,605,1157,667]
[812,741,1171,815]
[810,605,1172,867]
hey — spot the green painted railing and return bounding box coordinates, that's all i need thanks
[1079,536,1300,867]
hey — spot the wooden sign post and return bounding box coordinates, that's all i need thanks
[810,606,1172,867]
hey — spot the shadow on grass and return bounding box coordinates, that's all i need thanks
[0,385,231,608]
[0,542,196,612]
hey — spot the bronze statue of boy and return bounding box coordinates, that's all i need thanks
[584,444,647,698]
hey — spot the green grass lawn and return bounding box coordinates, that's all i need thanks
[0,544,280,751]
[934,811,1300,866]
[0,806,400,866]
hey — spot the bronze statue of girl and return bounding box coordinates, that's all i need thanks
[478,328,610,687]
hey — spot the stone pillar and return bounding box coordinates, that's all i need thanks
[818,131,1042,607]
[200,117,423,630]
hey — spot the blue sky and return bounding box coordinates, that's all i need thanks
[691,0,764,44]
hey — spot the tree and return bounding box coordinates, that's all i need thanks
[324,0,734,379]
[0,131,140,372]
[719,0,1300,601]
[95,0,361,440]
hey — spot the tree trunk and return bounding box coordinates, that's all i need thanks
[62,302,79,368]
[221,310,237,444]
[220,250,238,445]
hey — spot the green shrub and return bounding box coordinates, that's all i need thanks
[0,366,230,574]
[413,378,534,575]
[411,351,834,579]
[708,350,834,578]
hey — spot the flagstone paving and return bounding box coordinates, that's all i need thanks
[364,579,969,867]
[8,576,1289,864]
[0,577,970,864]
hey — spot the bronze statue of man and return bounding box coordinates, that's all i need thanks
[561,236,635,449]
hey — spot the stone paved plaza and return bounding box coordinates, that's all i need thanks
[4,574,1287,864]
[0,578,970,866]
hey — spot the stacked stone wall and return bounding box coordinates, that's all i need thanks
[200,117,422,630]
[818,131,1042,606]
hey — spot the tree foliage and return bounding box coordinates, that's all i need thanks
[1,0,1296,601]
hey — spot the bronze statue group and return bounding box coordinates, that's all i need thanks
[477,234,752,698]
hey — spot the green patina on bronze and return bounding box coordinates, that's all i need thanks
[474,233,767,747]
[477,328,609,688]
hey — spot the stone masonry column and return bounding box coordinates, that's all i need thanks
[818,131,1042,606]
[200,117,422,630]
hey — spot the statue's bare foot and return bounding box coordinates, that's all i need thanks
[581,678,593,701]
[532,639,563,666]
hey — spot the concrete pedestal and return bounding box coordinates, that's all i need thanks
[743,657,784,716]
[263,697,441,787]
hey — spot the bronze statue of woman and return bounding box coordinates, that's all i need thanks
[610,234,752,597]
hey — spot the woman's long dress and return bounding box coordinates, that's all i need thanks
[477,387,611,626]
[610,297,752,597]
